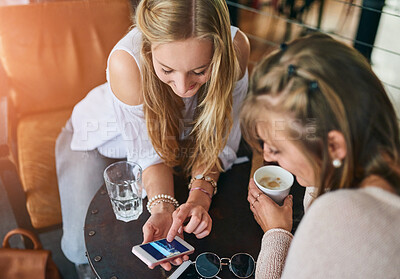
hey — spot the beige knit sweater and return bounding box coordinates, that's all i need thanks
[256,186,400,278]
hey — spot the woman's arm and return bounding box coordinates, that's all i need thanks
[109,50,184,270]
[166,30,251,241]
[141,164,189,271]
[109,50,177,208]
[108,50,143,106]
[187,164,220,211]
[247,179,293,278]
[167,164,220,241]
[142,163,175,240]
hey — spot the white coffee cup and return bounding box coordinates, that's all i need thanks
[253,165,294,204]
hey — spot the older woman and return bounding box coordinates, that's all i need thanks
[241,33,400,278]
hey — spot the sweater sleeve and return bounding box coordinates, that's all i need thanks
[255,228,293,279]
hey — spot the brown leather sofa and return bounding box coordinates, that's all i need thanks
[0,0,133,231]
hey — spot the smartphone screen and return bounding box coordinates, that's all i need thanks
[139,238,189,261]
[168,260,202,279]
[175,263,202,279]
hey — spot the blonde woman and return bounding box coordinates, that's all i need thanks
[56,0,250,272]
[241,33,400,278]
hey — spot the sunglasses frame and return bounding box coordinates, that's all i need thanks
[194,252,256,279]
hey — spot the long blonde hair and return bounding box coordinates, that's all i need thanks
[241,33,400,197]
[135,0,240,174]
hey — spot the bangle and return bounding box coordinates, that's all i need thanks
[189,187,212,200]
[146,194,179,214]
[188,174,217,195]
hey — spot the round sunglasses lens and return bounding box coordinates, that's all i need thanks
[230,254,255,278]
[195,253,220,278]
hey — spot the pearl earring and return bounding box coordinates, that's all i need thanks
[332,159,342,168]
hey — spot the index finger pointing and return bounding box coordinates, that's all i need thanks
[167,208,188,242]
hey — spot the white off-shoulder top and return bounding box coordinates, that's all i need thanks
[70,26,248,171]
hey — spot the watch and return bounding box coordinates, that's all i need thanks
[188,174,218,196]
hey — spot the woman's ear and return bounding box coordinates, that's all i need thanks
[327,130,347,160]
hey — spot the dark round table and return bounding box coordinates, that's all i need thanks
[84,146,305,279]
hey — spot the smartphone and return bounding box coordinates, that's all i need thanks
[168,260,202,279]
[132,236,195,268]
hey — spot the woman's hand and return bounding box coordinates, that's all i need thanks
[248,178,293,233]
[167,201,212,242]
[142,207,188,270]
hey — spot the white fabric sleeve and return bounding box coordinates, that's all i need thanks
[218,69,249,170]
[109,89,163,171]
[70,83,127,158]
[105,32,163,171]
[255,228,293,279]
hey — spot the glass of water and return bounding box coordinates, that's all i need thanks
[104,161,143,222]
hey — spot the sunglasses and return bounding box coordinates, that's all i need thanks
[194,252,256,278]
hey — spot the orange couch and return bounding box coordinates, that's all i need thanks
[0,0,132,230]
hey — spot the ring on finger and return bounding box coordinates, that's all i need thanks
[253,193,262,203]
[251,199,259,208]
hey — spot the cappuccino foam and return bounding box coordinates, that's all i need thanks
[259,176,284,190]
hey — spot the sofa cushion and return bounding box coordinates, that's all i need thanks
[0,0,132,117]
[17,109,72,228]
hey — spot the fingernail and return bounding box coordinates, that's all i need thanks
[178,226,183,234]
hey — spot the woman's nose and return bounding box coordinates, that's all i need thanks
[263,145,275,163]
[263,150,274,162]
[174,74,191,94]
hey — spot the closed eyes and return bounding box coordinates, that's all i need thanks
[162,68,206,76]
[193,70,206,76]
[162,69,173,75]
[269,148,280,155]
[259,139,280,155]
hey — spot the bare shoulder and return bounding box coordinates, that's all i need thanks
[108,50,143,106]
[233,30,250,80]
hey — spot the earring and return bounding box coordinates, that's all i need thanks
[332,159,342,168]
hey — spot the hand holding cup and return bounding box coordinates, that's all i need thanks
[253,165,294,205]
[248,179,293,233]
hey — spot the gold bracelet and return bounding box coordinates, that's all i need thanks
[188,174,217,195]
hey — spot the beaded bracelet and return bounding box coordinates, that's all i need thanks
[146,194,179,214]
[188,174,217,195]
[189,187,212,200]
[147,199,176,213]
